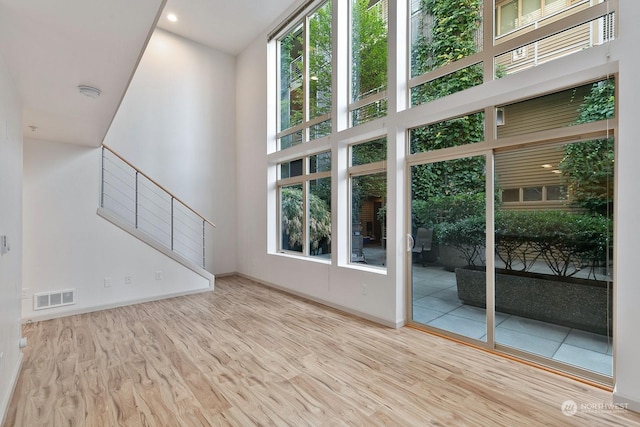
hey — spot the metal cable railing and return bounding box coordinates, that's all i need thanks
[100,145,215,269]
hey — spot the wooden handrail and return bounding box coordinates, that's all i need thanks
[102,144,216,228]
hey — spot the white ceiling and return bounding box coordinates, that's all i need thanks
[157,0,297,56]
[0,0,296,147]
[0,0,168,146]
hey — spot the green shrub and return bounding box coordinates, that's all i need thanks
[436,215,486,266]
[438,209,611,277]
[496,210,610,277]
[281,187,331,253]
[412,192,485,232]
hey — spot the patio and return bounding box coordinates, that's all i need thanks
[412,264,613,376]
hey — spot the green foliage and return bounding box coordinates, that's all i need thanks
[411,155,485,203]
[309,2,332,118]
[496,210,611,277]
[411,0,483,105]
[559,79,615,215]
[440,209,612,277]
[437,215,486,266]
[412,192,485,230]
[409,0,485,200]
[410,112,485,153]
[281,187,331,253]
[351,0,388,99]
[352,137,386,166]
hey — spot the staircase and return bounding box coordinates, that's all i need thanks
[97,145,215,280]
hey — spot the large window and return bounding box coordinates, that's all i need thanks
[269,0,619,382]
[350,137,387,267]
[278,152,332,258]
[277,1,332,151]
[410,0,483,106]
[351,0,388,126]
[494,0,614,77]
[496,0,569,36]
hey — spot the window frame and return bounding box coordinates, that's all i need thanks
[276,0,333,151]
[348,137,388,268]
[277,152,332,258]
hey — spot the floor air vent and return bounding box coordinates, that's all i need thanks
[34,289,75,310]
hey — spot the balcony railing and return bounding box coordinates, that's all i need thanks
[100,145,215,269]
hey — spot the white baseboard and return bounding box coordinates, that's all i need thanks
[0,352,23,427]
[22,285,213,324]
[613,388,640,414]
[236,273,402,329]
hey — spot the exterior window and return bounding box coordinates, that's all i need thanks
[546,185,563,200]
[278,152,332,258]
[349,137,387,267]
[351,0,388,126]
[502,188,520,202]
[410,0,483,106]
[523,186,543,201]
[277,1,332,151]
[494,0,615,77]
[497,78,614,139]
[410,112,485,154]
[495,0,567,36]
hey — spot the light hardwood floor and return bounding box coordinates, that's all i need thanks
[4,275,640,426]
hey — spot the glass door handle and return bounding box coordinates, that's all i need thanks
[407,234,414,252]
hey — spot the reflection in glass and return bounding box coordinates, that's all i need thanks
[280,184,304,253]
[410,112,485,154]
[411,64,484,107]
[280,159,303,179]
[497,78,614,139]
[309,2,332,121]
[495,8,616,78]
[351,172,386,267]
[494,139,613,376]
[279,24,304,132]
[351,137,386,166]
[280,130,304,150]
[309,152,332,173]
[410,0,482,78]
[310,178,332,258]
[410,156,487,342]
[351,0,388,126]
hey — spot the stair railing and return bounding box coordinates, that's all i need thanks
[100,144,215,269]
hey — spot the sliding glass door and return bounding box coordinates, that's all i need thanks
[409,155,488,342]
[409,139,614,381]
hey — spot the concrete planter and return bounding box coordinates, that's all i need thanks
[438,244,470,271]
[455,267,613,335]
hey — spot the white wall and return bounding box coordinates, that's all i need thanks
[236,30,400,327]
[0,52,23,423]
[103,29,237,275]
[612,2,640,412]
[22,139,211,322]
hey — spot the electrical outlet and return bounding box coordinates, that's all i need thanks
[104,278,112,288]
[155,271,163,281]
[124,275,132,285]
[21,288,30,299]
[361,283,368,296]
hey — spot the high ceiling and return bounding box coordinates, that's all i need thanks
[158,0,297,56]
[0,0,297,146]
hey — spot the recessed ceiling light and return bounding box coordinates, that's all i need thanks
[78,85,101,98]
[541,164,553,168]
[552,170,562,174]
[167,13,178,22]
